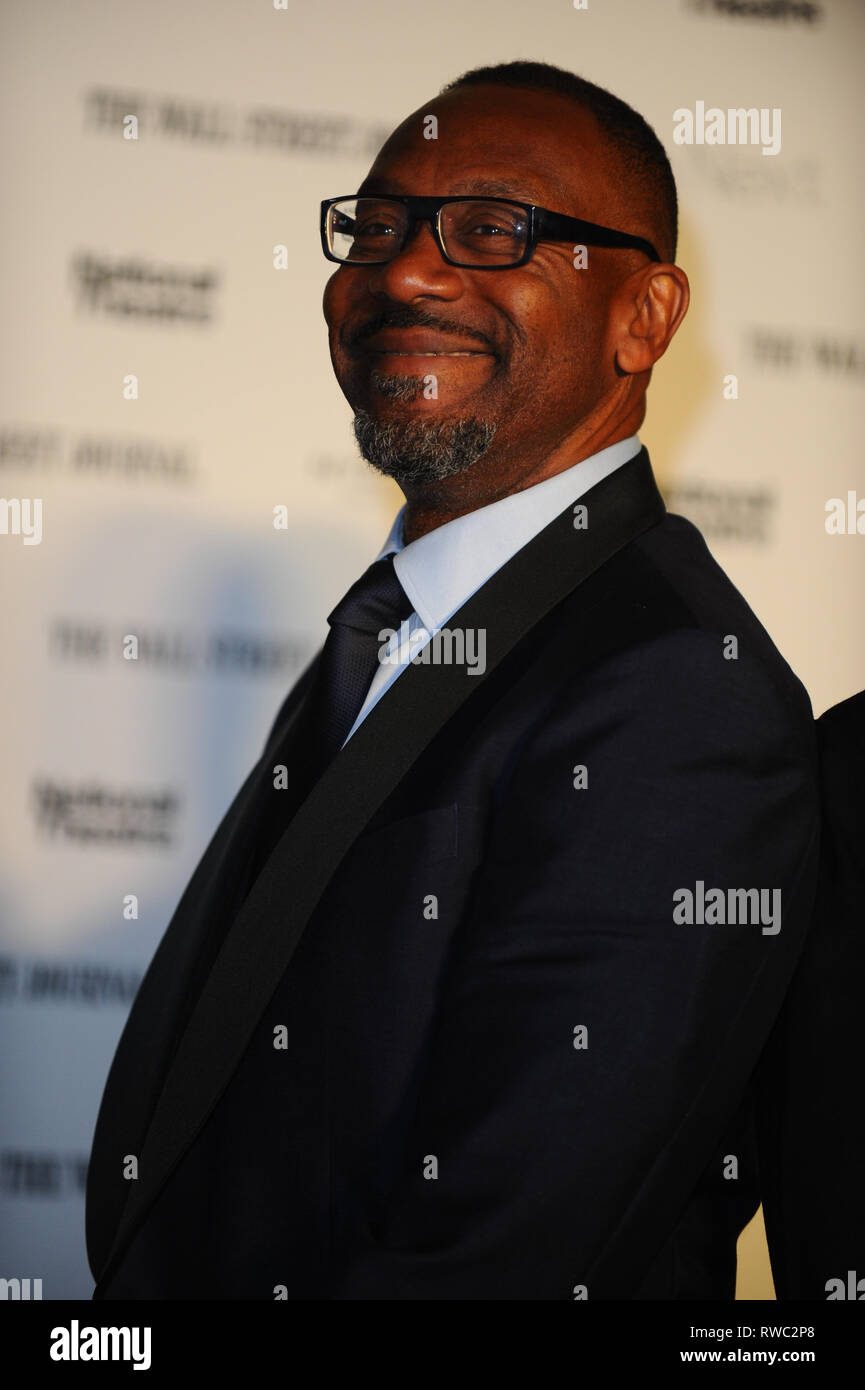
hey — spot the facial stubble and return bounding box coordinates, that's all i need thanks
[352,370,497,488]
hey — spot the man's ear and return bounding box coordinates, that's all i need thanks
[614,264,690,375]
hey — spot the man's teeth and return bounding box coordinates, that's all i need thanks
[386,351,479,356]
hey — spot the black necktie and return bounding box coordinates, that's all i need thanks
[245,553,415,883]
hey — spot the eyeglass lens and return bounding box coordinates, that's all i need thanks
[329,197,529,266]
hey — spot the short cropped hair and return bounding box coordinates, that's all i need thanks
[440,60,678,262]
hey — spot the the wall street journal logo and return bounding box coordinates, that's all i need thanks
[685,0,822,22]
[0,425,196,487]
[32,779,181,848]
[84,85,392,159]
[0,956,142,1007]
[49,618,315,677]
[1,1150,87,1197]
[748,327,865,377]
[71,252,219,325]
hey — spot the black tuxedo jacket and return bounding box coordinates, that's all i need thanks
[756,689,865,1299]
[86,448,821,1299]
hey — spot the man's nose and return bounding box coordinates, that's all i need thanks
[365,218,463,299]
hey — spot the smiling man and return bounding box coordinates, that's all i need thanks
[326,75,681,534]
[87,61,821,1301]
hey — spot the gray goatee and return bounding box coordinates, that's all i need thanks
[353,371,496,487]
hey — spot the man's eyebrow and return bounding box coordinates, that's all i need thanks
[355,176,549,203]
[448,177,547,201]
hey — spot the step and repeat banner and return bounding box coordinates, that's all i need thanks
[1,0,863,1300]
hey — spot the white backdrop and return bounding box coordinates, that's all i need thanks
[1,0,863,1299]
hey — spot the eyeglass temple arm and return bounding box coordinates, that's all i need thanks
[534,209,662,263]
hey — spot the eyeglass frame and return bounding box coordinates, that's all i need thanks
[320,193,662,269]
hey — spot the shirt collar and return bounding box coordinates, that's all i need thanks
[372,434,642,632]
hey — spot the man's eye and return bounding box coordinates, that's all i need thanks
[356,220,397,238]
[469,222,510,237]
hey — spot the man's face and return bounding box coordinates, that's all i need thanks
[322,84,650,498]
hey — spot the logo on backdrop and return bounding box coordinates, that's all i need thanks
[0,956,142,1006]
[84,86,392,158]
[71,252,220,325]
[0,425,196,486]
[0,1151,88,1198]
[31,780,181,848]
[683,0,822,23]
[678,146,822,205]
[665,481,776,544]
[748,328,865,377]
[49,619,315,677]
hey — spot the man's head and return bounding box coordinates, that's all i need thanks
[322,61,689,523]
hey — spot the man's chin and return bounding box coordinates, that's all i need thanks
[352,408,497,487]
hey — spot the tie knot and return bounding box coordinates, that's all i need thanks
[327,554,415,636]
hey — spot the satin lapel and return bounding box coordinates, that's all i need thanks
[96,448,666,1285]
[86,655,321,1280]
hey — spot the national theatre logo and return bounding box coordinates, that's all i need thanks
[71,251,220,325]
[31,779,181,848]
[684,0,822,23]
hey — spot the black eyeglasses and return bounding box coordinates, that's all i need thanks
[321,193,661,269]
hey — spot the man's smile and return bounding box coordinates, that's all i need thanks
[353,327,496,361]
[370,350,489,357]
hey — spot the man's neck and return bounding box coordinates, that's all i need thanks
[400,418,642,544]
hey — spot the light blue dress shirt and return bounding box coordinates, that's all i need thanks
[341,433,642,746]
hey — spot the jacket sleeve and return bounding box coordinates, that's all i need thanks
[328,627,821,1299]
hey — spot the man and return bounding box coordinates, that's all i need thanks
[87,61,821,1299]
